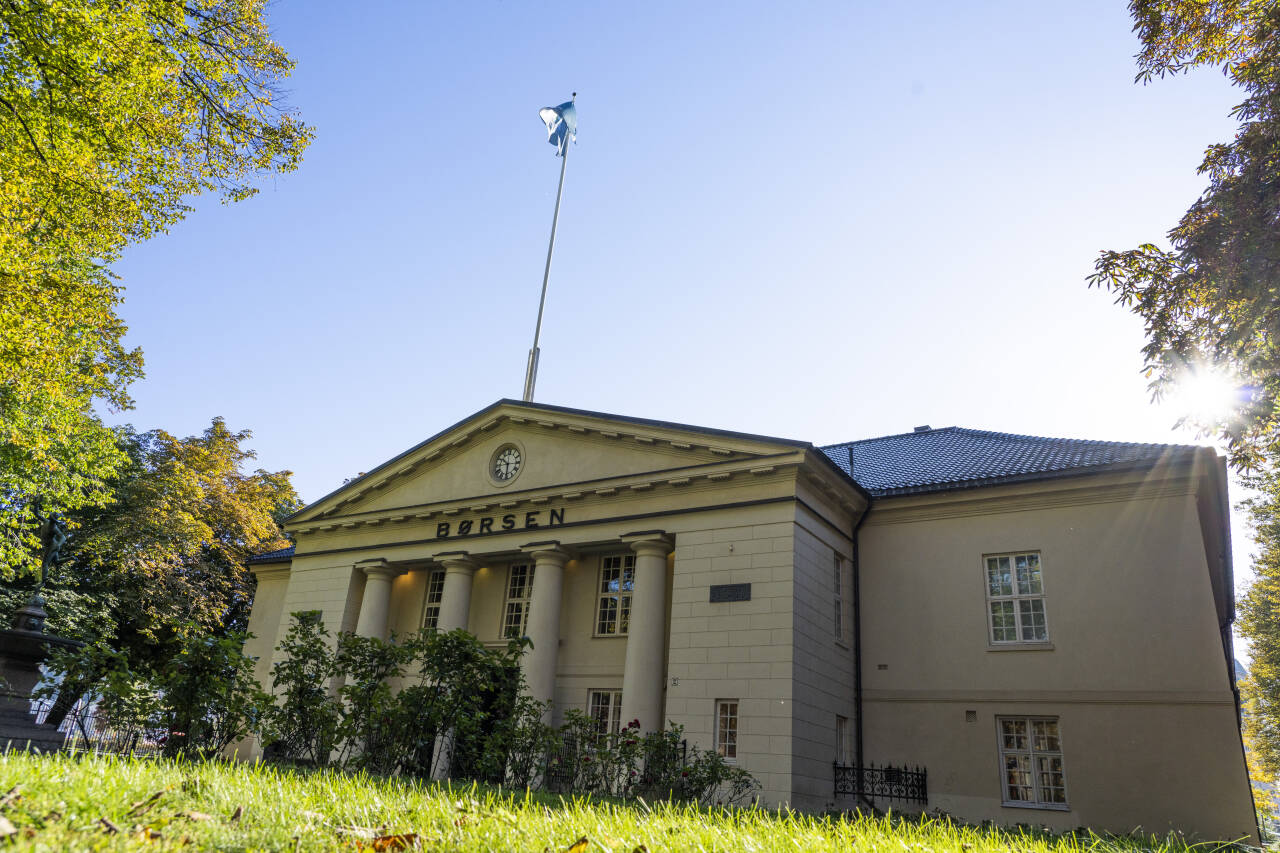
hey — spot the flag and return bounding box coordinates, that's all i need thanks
[538,100,577,157]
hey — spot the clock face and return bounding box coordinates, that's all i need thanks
[492,445,522,482]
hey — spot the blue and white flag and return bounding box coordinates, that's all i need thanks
[539,100,577,157]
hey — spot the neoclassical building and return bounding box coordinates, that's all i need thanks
[243,399,1256,841]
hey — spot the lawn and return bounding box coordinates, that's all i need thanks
[0,751,1238,852]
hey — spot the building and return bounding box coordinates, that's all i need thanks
[242,399,1256,840]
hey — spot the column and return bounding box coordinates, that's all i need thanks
[620,532,673,734]
[520,542,571,721]
[434,551,477,632]
[353,558,399,639]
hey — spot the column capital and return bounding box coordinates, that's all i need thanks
[355,557,403,580]
[621,530,673,557]
[520,540,572,567]
[433,551,478,574]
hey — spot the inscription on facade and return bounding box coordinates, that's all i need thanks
[435,507,565,539]
[709,583,751,603]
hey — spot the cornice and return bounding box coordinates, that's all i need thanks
[864,687,1233,706]
[287,455,804,536]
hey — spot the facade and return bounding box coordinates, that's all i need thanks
[242,399,1256,840]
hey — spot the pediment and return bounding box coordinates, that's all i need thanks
[289,400,806,524]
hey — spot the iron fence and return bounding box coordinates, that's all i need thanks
[833,761,928,805]
[30,701,165,757]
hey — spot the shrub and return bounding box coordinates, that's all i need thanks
[260,611,340,765]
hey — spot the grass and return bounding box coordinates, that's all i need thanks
[0,751,1240,852]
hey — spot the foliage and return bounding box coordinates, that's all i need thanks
[1,751,1246,851]
[1090,2,1280,471]
[0,0,311,579]
[1239,467,1280,778]
[262,611,340,766]
[331,631,415,774]
[38,626,268,757]
[1,418,301,672]
[497,696,557,790]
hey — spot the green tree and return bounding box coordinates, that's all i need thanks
[0,0,311,578]
[1089,1,1280,472]
[1240,469,1280,778]
[1,418,301,670]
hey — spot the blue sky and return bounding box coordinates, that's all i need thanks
[109,1,1246,567]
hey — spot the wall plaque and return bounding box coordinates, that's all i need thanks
[709,583,751,603]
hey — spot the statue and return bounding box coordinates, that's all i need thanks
[31,501,69,594]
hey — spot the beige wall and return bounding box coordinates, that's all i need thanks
[855,474,1254,840]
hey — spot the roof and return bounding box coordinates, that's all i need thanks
[248,546,295,564]
[820,426,1197,497]
[246,416,1207,564]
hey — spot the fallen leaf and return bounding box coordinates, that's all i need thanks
[137,827,164,842]
[632,847,649,853]
[566,836,589,853]
[0,815,15,838]
[181,811,213,822]
[371,833,421,851]
[99,817,120,835]
[0,787,19,810]
[127,791,166,816]
[230,805,244,822]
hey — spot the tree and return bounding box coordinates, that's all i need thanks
[1089,1,1280,472]
[1240,470,1280,778]
[1,418,301,670]
[0,0,311,578]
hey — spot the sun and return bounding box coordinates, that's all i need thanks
[1167,366,1242,426]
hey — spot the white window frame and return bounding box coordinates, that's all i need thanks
[594,554,635,637]
[501,563,535,639]
[715,699,739,761]
[587,689,623,738]
[996,715,1069,809]
[835,715,850,765]
[421,568,445,630]
[833,552,845,641]
[984,551,1049,644]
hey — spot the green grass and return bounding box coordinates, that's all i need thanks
[0,751,1236,852]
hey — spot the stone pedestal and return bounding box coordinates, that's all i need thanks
[0,597,82,752]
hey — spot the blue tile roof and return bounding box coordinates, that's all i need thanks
[248,546,296,564]
[820,426,1193,497]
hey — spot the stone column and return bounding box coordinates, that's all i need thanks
[520,542,571,721]
[354,558,400,639]
[434,552,477,632]
[620,532,673,735]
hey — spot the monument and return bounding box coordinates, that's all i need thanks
[0,507,83,751]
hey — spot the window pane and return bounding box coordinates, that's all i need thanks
[1004,754,1033,801]
[1033,719,1060,752]
[622,563,635,593]
[504,602,525,638]
[1000,719,1027,750]
[619,595,631,635]
[597,597,618,635]
[988,558,1013,596]
[991,601,1017,642]
[1037,755,1067,803]
[1019,599,1048,641]
[1016,555,1043,595]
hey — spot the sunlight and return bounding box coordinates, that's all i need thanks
[1167,366,1243,425]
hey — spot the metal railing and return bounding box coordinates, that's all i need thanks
[30,701,165,757]
[834,761,928,804]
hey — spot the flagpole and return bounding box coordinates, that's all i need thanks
[523,101,572,403]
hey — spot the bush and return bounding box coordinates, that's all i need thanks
[260,611,340,765]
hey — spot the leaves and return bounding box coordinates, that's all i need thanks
[0,0,311,580]
[1091,2,1280,472]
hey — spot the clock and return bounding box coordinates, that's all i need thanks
[491,444,523,483]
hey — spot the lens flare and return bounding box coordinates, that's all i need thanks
[1167,367,1242,425]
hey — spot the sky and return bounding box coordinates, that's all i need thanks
[108,3,1254,607]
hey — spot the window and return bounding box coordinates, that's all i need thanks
[421,569,445,630]
[715,699,739,760]
[596,554,635,636]
[588,690,623,738]
[833,553,845,640]
[997,716,1068,808]
[835,715,850,764]
[502,563,535,639]
[985,552,1048,643]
